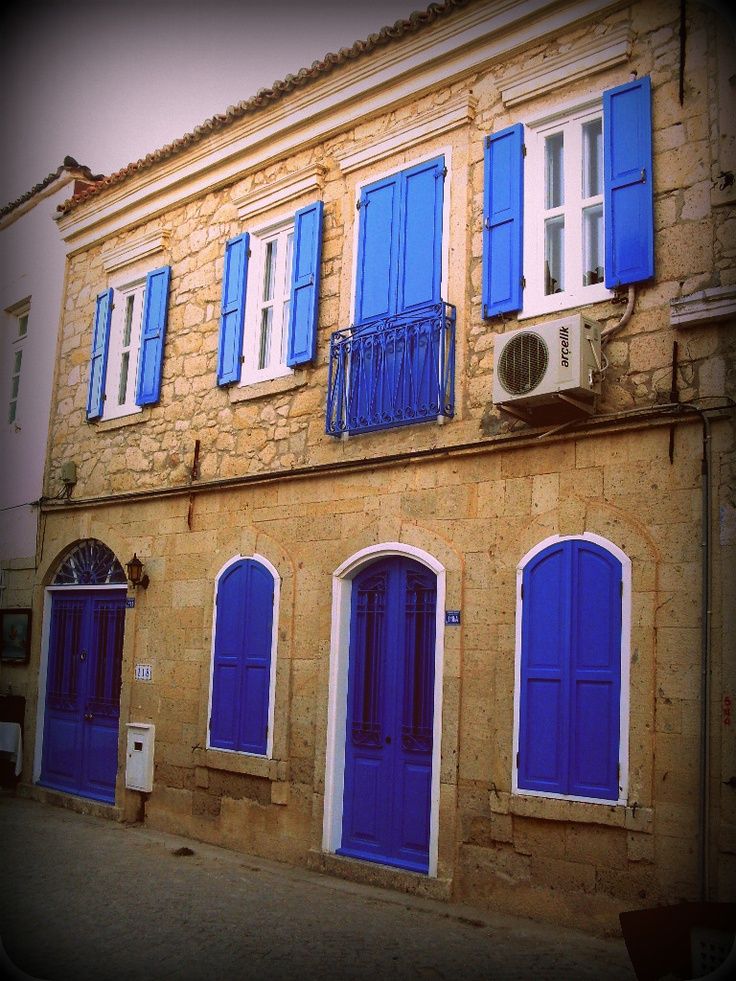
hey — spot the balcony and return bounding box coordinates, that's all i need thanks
[326,301,455,437]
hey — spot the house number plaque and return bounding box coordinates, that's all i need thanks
[134,664,152,682]
[445,610,461,625]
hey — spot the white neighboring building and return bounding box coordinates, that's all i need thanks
[0,159,100,620]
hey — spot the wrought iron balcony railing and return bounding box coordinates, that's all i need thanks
[326,301,456,437]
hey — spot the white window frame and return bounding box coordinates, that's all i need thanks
[240,217,295,387]
[6,301,30,426]
[103,277,146,421]
[520,98,612,320]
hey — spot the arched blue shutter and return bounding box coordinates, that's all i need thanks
[483,124,524,318]
[217,234,250,385]
[518,542,570,796]
[355,174,400,325]
[398,156,444,314]
[287,202,323,367]
[603,75,654,288]
[135,265,171,405]
[210,559,275,755]
[568,541,622,800]
[519,539,622,801]
[87,288,113,420]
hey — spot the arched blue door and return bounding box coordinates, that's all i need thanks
[339,556,436,873]
[517,538,623,801]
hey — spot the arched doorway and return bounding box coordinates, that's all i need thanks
[39,540,127,803]
[326,547,443,874]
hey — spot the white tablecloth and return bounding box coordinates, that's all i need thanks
[0,721,22,775]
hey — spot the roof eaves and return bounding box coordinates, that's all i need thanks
[0,156,104,222]
[56,0,472,218]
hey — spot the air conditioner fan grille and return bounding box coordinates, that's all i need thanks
[497,332,549,395]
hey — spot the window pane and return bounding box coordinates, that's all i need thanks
[122,295,135,347]
[118,351,130,404]
[583,205,604,286]
[17,313,28,337]
[545,216,565,294]
[10,375,20,399]
[582,118,603,198]
[545,132,564,208]
[8,400,17,424]
[262,240,277,302]
[258,307,272,370]
[13,350,22,374]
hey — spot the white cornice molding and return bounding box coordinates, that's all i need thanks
[234,165,326,222]
[57,0,624,253]
[335,92,476,174]
[670,285,736,328]
[498,22,632,107]
[101,230,169,272]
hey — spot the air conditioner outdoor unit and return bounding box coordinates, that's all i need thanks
[492,314,602,420]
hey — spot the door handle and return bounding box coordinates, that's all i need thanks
[385,735,391,745]
[80,650,87,661]
[84,712,93,721]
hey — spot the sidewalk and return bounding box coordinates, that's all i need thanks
[0,793,636,980]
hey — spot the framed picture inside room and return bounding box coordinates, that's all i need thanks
[0,609,31,663]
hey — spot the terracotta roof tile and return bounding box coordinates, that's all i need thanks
[1,156,104,221]
[56,0,472,217]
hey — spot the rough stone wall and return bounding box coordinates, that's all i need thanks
[31,0,736,933]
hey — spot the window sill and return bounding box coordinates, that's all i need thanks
[489,790,653,833]
[229,372,307,404]
[93,408,151,431]
[517,286,612,321]
[194,747,289,781]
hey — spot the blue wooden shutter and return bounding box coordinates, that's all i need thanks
[217,234,250,385]
[603,75,654,287]
[483,124,524,317]
[568,541,622,800]
[518,542,570,796]
[355,174,401,324]
[287,202,323,367]
[135,265,171,405]
[397,156,445,315]
[210,559,274,755]
[87,288,113,420]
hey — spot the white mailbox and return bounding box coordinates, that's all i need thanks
[125,723,155,792]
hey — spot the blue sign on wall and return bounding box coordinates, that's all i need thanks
[125,597,135,609]
[445,610,461,625]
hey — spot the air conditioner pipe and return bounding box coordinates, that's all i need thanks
[601,285,636,341]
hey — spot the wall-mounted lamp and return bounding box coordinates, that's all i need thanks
[125,553,149,590]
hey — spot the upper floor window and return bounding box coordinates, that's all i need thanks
[483,76,654,320]
[86,266,171,422]
[217,202,323,387]
[7,302,30,425]
[524,105,608,315]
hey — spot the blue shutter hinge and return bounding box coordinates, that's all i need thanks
[520,275,526,290]
[640,168,647,183]
[520,582,524,599]
[247,249,252,258]
[483,304,489,318]
[516,751,519,768]
[436,166,448,180]
[484,217,491,230]
[620,580,624,596]
[522,144,527,157]
[485,135,491,148]
[356,197,367,211]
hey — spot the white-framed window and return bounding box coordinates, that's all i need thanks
[103,279,145,420]
[521,100,610,318]
[7,302,30,425]
[241,219,295,385]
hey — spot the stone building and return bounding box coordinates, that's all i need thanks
[16,0,736,933]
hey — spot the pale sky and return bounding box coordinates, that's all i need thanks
[0,0,426,208]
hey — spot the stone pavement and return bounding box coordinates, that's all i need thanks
[0,793,636,981]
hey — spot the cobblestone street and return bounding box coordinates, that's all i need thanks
[0,794,636,980]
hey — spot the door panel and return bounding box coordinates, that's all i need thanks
[340,556,436,873]
[41,591,125,803]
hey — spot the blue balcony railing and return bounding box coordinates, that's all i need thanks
[326,301,456,437]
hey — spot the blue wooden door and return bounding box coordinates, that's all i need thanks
[41,591,125,803]
[518,539,622,801]
[340,557,436,873]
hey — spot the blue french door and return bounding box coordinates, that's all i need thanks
[41,591,125,803]
[340,557,436,873]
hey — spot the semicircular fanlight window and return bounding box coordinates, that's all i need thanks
[52,539,126,586]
